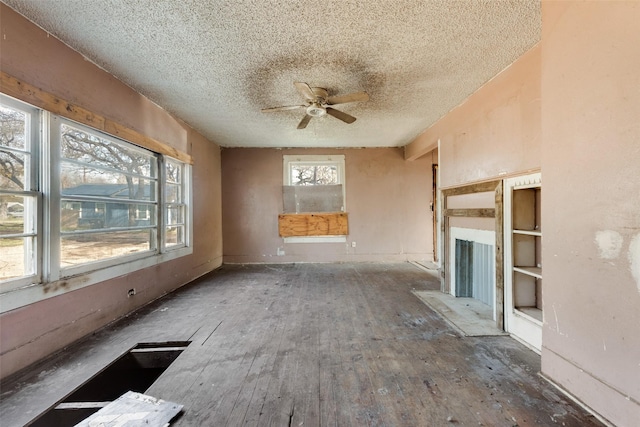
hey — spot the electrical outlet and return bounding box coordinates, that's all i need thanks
[351,241,356,248]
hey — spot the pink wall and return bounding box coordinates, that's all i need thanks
[222,147,434,263]
[406,2,640,423]
[540,2,640,425]
[406,45,541,188]
[405,46,541,238]
[0,5,223,379]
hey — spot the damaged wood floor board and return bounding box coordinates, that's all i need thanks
[349,264,470,426]
[333,268,388,426]
[318,322,339,427]
[324,274,362,422]
[175,288,289,424]
[351,265,538,425]
[229,286,304,426]
[1,263,604,427]
[293,278,324,426]
[229,304,292,426]
[250,265,311,426]
[142,278,265,392]
[360,340,436,426]
[317,268,349,427]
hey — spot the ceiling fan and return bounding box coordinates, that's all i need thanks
[261,82,369,129]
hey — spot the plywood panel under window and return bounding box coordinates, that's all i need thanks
[278,213,348,237]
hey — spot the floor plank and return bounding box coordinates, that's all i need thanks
[1,263,603,426]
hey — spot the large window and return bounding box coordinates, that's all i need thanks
[58,120,159,273]
[0,94,191,308]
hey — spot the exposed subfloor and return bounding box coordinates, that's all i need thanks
[1,263,602,426]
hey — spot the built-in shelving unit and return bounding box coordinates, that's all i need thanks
[512,186,542,323]
[504,173,542,351]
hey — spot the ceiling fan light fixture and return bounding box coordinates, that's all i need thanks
[306,103,327,117]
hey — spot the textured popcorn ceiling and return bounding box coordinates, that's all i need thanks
[4,0,540,148]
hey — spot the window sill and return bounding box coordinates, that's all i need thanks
[0,246,192,314]
[283,236,347,243]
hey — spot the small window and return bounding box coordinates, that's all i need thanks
[283,155,345,213]
[163,158,187,249]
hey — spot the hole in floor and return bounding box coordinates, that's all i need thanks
[29,341,190,427]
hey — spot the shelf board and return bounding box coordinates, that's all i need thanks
[513,229,542,237]
[515,307,543,324]
[514,266,542,279]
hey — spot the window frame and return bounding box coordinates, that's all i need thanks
[282,154,347,243]
[283,154,346,210]
[0,95,42,292]
[162,157,189,251]
[52,116,161,279]
[0,95,193,313]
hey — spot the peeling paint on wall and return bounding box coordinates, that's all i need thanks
[594,230,623,260]
[628,233,640,294]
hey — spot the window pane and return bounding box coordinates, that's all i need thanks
[0,195,36,234]
[0,151,28,191]
[165,182,182,203]
[291,165,338,185]
[0,104,27,150]
[61,165,156,201]
[165,226,184,247]
[166,160,182,184]
[0,237,34,280]
[1,104,30,192]
[1,194,37,280]
[61,230,155,268]
[61,201,156,232]
[166,205,184,226]
[61,124,156,178]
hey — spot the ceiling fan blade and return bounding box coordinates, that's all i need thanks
[327,91,369,105]
[261,105,305,113]
[297,114,312,129]
[294,82,316,101]
[326,107,356,124]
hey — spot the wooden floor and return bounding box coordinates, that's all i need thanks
[1,263,602,426]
